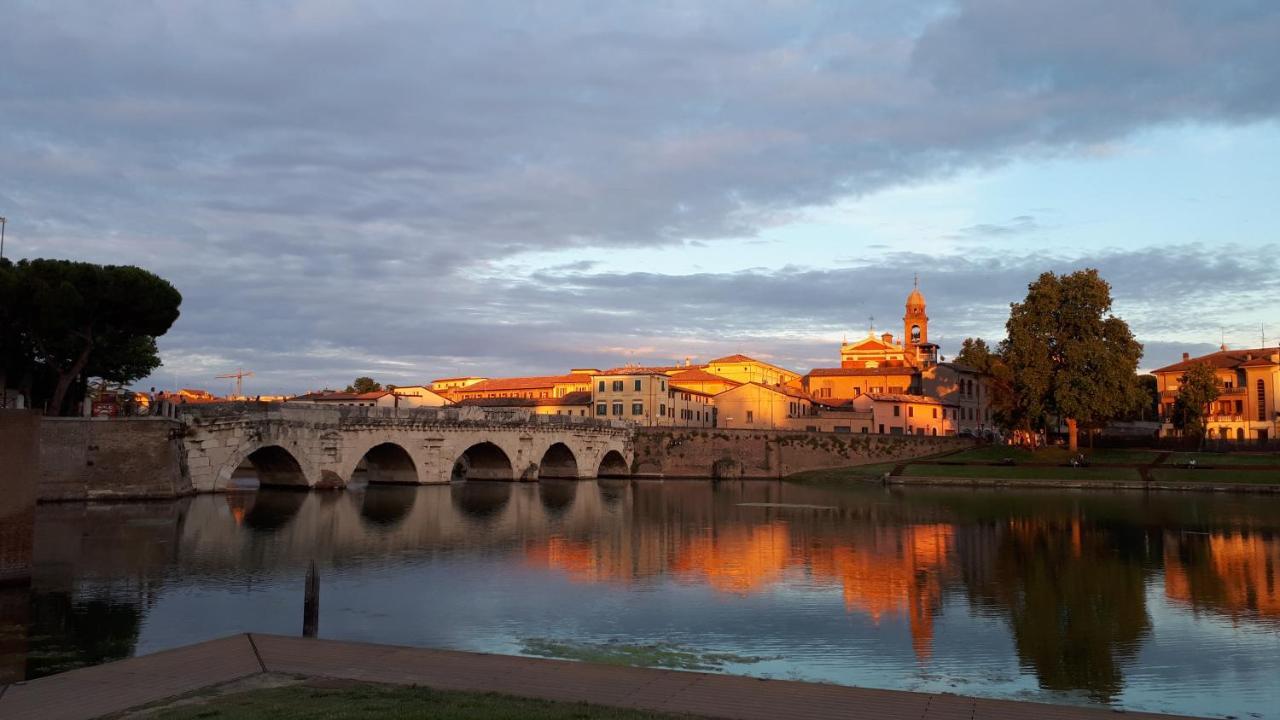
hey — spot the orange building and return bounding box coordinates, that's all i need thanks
[1152,347,1280,441]
[448,373,594,401]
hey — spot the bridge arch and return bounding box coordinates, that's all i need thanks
[452,441,515,481]
[229,445,310,488]
[356,442,419,484]
[597,449,630,478]
[537,442,579,479]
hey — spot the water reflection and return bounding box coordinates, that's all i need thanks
[358,485,418,529]
[10,481,1280,719]
[450,480,512,519]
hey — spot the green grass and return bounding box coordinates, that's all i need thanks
[1149,468,1280,485]
[941,446,1161,465]
[900,464,1143,482]
[147,683,705,720]
[1159,452,1280,467]
[785,462,900,484]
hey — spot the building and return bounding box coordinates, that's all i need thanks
[384,385,451,408]
[803,366,918,401]
[429,376,487,395]
[1152,346,1280,441]
[704,354,801,386]
[591,368,715,427]
[715,382,815,430]
[453,390,592,417]
[920,362,991,434]
[290,390,397,408]
[852,393,958,436]
[448,373,594,401]
[802,281,990,435]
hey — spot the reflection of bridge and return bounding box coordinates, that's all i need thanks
[180,404,633,491]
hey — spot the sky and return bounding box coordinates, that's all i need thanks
[2,0,1279,395]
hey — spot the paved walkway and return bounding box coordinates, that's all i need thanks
[0,634,1198,720]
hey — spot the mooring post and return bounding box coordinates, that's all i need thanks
[303,560,319,638]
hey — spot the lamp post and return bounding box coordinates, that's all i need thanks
[1,216,7,262]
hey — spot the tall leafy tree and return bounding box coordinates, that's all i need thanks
[7,259,181,415]
[1002,269,1144,451]
[345,376,382,394]
[1170,362,1220,440]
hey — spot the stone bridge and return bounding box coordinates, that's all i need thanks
[179,403,633,492]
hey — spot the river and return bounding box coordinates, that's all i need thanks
[3,480,1278,718]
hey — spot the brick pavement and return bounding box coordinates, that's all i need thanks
[0,634,1200,720]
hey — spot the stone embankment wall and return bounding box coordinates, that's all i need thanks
[632,428,973,478]
[38,418,189,501]
[0,411,40,584]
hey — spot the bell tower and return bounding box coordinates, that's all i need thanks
[904,275,928,356]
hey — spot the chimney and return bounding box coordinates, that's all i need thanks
[1182,353,1189,361]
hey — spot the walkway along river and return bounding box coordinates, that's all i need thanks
[2,479,1278,719]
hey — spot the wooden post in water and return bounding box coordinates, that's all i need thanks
[303,560,319,638]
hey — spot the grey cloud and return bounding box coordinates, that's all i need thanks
[2,2,1278,390]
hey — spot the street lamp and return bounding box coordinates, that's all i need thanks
[0,216,7,262]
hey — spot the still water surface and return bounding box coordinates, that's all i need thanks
[4,480,1279,718]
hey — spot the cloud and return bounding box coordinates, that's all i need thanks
[1,2,1278,390]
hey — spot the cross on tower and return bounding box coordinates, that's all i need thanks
[868,315,875,333]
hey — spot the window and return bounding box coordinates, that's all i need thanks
[1259,380,1267,421]
[932,408,937,418]
[598,381,605,392]
[1236,400,1244,414]
[596,403,607,416]
[834,425,851,433]
[660,380,666,391]
[747,410,754,423]
[612,381,624,392]
[908,407,914,417]
[878,424,885,433]
[861,427,869,434]
[659,403,666,416]
[634,379,643,391]
[893,405,900,417]
[612,402,623,416]
[632,402,643,415]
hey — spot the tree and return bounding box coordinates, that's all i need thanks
[1171,362,1219,441]
[345,376,382,394]
[3,260,181,415]
[1002,269,1144,451]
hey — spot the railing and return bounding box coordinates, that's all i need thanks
[177,401,628,430]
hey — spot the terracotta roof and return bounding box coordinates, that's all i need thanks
[842,337,894,350]
[430,376,486,383]
[1152,347,1280,374]
[807,367,918,377]
[669,368,741,386]
[708,353,758,364]
[598,366,686,375]
[864,393,952,406]
[458,374,590,392]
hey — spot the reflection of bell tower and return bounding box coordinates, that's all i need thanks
[904,275,928,357]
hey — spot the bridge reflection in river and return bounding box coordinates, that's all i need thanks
[5,481,1280,719]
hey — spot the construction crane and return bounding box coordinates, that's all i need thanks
[215,368,254,399]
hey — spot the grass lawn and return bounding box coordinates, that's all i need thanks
[900,464,1143,482]
[1149,468,1280,485]
[146,683,704,720]
[786,462,900,484]
[941,446,1161,465]
[1159,452,1280,467]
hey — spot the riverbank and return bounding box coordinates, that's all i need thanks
[0,634,1192,720]
[787,446,1280,493]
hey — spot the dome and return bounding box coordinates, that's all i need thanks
[906,286,926,308]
